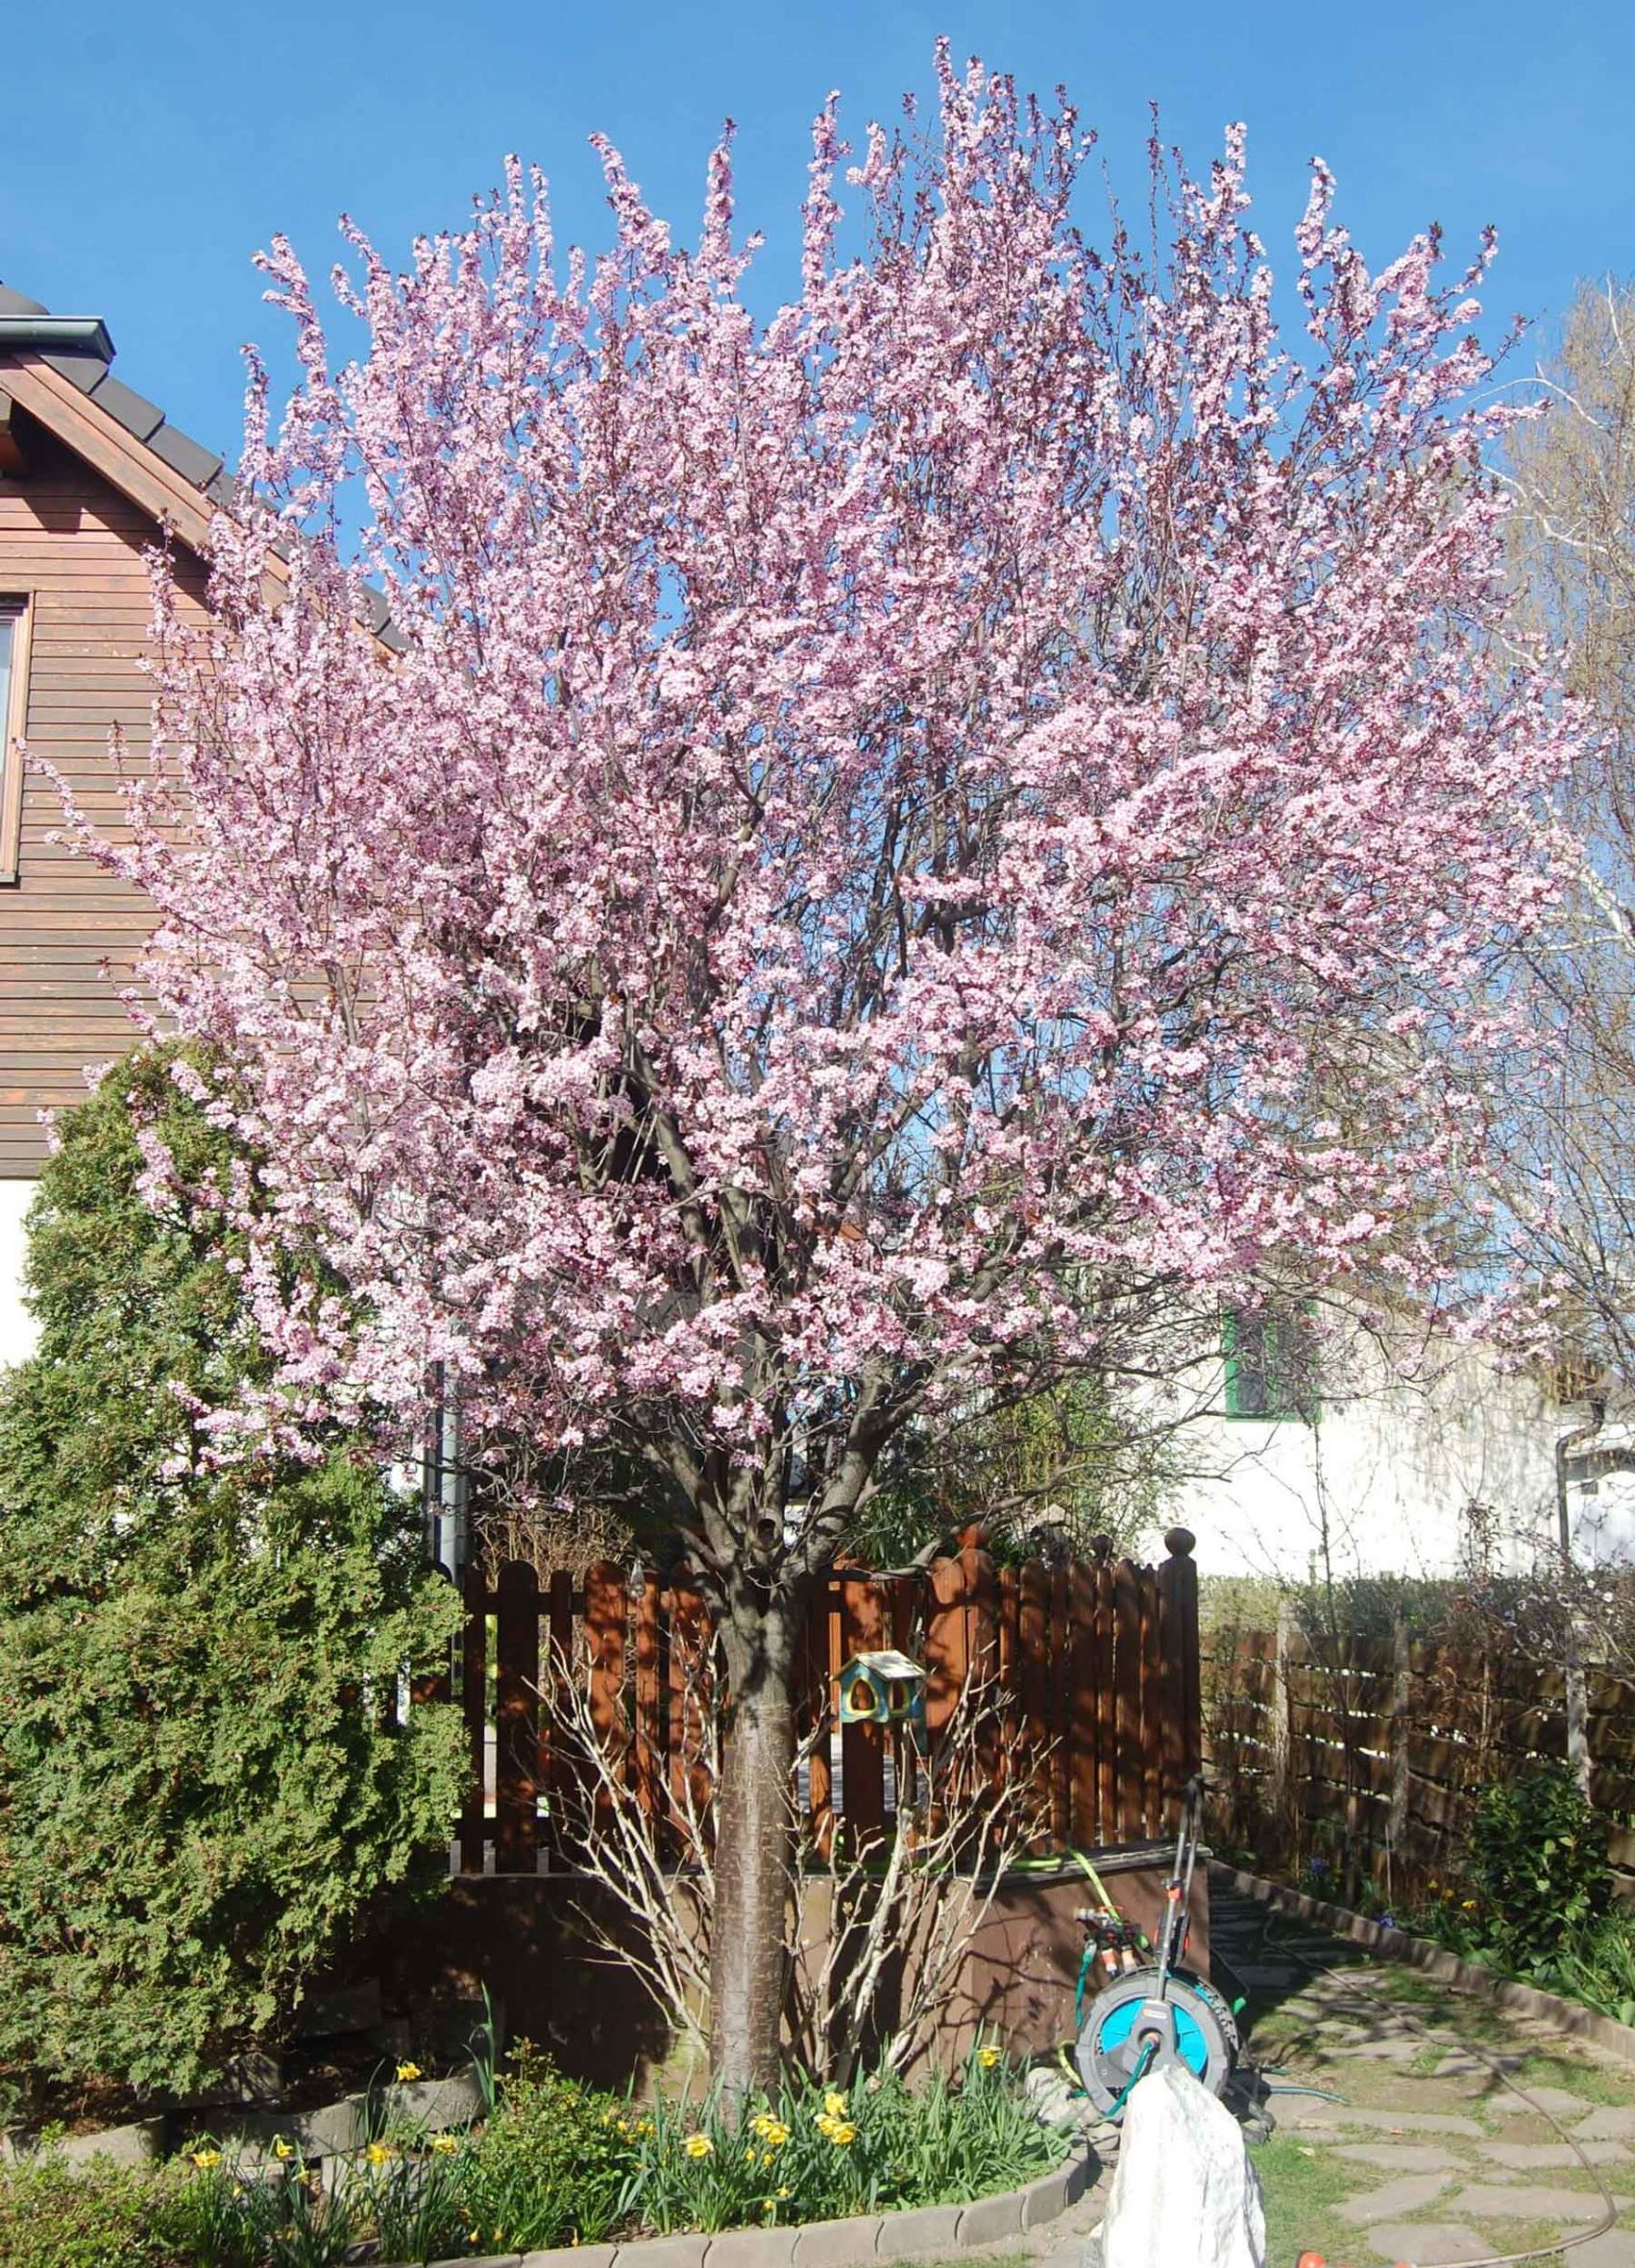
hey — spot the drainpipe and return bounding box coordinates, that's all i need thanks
[1556,1398,1603,1800]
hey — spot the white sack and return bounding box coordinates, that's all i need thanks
[1101,2061,1266,2268]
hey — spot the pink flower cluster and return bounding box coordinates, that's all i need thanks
[85,50,1572,1565]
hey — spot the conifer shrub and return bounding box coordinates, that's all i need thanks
[0,1049,464,2098]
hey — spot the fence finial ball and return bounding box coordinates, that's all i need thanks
[1164,1527,1197,1558]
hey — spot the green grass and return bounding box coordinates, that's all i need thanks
[1247,2132,1359,2267]
[1514,2048,1635,2108]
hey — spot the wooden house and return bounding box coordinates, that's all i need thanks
[0,280,233,1353]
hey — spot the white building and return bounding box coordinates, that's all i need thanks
[1146,1305,1635,1581]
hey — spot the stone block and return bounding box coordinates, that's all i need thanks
[954,2188,1024,2246]
[1018,2166,1071,2228]
[704,2229,796,2268]
[522,2248,620,2268]
[791,2215,881,2268]
[294,1979,382,2037]
[55,2117,165,2168]
[624,2238,711,2268]
[872,2203,963,2258]
[402,2065,486,2131]
[1063,2146,1097,2203]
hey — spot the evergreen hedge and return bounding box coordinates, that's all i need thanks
[0,1050,464,2099]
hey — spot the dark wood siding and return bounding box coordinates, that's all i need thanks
[0,424,207,1175]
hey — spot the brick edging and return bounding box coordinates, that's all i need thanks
[1208,1859,1635,2064]
[409,2143,1097,2268]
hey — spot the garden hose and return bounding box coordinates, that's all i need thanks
[1257,1910,1618,2268]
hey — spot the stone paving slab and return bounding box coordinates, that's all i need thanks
[1479,2137,1633,2167]
[1568,2234,1635,2266]
[1336,2172,1456,2224]
[1449,2181,1631,2219]
[1337,2142,1467,2173]
[1362,2226,1486,2265]
[1283,2103,1488,2135]
[1580,2107,1635,2140]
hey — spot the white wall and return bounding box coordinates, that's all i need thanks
[1135,1327,1628,1582]
[0,1179,37,1368]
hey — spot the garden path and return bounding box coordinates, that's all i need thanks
[915,1890,1635,2268]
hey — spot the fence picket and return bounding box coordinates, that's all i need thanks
[451,1543,1203,1876]
[495,1560,540,1874]
[458,1559,488,1875]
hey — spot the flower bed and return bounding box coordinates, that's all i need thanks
[0,2047,1079,2268]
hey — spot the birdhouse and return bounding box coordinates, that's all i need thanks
[839,1648,926,1728]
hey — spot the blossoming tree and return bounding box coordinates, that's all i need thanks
[99,53,1570,2094]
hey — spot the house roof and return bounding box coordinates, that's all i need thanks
[0,280,230,507]
[0,279,400,645]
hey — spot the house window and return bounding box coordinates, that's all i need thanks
[0,595,33,886]
[1223,1303,1318,1423]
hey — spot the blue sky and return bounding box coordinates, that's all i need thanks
[2,0,1629,461]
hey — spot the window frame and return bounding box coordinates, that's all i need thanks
[1222,1302,1320,1426]
[0,592,34,887]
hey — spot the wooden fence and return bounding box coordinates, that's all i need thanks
[445,1528,1202,1876]
[1204,1617,1635,1906]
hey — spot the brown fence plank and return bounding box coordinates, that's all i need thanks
[633,1571,663,1833]
[1113,1560,1143,1841]
[1069,1559,1099,1846]
[668,1570,712,1860]
[1018,1561,1051,1842]
[840,1573,888,1844]
[584,1561,626,1842]
[1140,1566,1163,1839]
[495,1560,540,1874]
[1094,1558,1117,1845]
[458,1559,489,1875]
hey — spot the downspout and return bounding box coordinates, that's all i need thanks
[1556,1397,1604,1800]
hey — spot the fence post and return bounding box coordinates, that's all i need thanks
[1269,1597,1294,1862]
[1157,1528,1200,1829]
[1387,1607,1411,1903]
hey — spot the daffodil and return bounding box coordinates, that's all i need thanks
[823,2089,847,2118]
[826,2122,857,2147]
[751,2115,790,2147]
[429,2133,461,2155]
[271,2137,295,2162]
[977,2046,1002,2069]
[189,2147,222,2171]
[395,2060,423,2083]
[365,2141,396,2167]
[684,2133,714,2159]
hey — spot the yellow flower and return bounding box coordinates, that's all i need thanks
[977,2047,1002,2069]
[430,2133,461,2156]
[826,2123,857,2147]
[189,2148,222,2171]
[395,2061,423,2084]
[823,2090,847,2118]
[752,2116,790,2148]
[684,2134,714,2159]
[271,2137,295,2162]
[365,2141,396,2167]
[1462,1897,1478,1911]
[778,2186,792,2199]
[745,2146,758,2162]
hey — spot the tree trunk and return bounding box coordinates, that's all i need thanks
[710,1622,798,2106]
